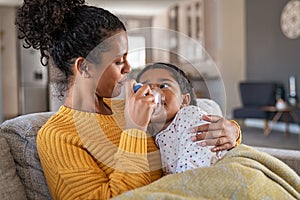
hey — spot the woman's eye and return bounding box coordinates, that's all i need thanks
[116,61,124,65]
[160,83,169,89]
[115,58,125,65]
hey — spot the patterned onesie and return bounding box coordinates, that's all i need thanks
[155,105,226,174]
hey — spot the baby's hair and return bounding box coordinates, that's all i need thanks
[136,62,197,106]
[16,0,126,97]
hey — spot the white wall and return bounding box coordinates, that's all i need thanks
[0,7,19,120]
[218,0,246,117]
[0,1,246,120]
[0,32,2,123]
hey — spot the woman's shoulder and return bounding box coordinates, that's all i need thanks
[38,106,78,136]
[37,107,84,150]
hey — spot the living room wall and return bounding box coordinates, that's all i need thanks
[246,0,300,98]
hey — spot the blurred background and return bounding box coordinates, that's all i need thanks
[0,0,299,127]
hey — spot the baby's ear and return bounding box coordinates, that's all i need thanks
[181,93,191,107]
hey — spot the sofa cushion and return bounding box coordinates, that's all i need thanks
[196,98,223,116]
[0,133,27,200]
[0,112,54,200]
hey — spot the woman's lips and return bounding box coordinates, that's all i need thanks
[118,78,127,86]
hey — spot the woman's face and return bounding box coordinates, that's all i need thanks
[90,30,131,98]
[138,68,185,124]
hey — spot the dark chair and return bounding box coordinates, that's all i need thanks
[233,82,282,131]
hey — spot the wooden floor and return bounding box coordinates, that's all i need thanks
[241,126,300,150]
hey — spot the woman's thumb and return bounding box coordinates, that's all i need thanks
[125,79,136,99]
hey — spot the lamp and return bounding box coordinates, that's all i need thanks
[287,76,298,106]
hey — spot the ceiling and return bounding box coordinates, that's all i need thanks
[0,0,21,6]
[0,0,184,16]
[87,0,184,16]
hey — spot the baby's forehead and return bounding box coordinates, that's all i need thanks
[139,69,176,83]
[139,68,173,78]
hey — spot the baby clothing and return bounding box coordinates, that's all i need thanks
[155,105,226,174]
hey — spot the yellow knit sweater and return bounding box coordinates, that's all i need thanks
[37,99,162,200]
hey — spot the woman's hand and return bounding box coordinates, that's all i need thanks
[191,115,240,152]
[124,80,156,131]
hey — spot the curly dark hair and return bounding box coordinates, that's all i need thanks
[136,62,197,106]
[16,0,126,97]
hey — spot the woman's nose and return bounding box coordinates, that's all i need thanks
[121,61,131,74]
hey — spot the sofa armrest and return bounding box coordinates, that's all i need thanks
[0,131,27,200]
[254,146,300,175]
[0,112,54,200]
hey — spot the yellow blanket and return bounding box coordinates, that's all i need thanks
[113,144,300,200]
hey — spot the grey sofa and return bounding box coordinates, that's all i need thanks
[0,102,299,199]
[0,112,53,200]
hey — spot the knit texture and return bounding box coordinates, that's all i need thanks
[113,144,300,200]
[37,99,162,200]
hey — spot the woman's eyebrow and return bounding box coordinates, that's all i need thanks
[115,52,128,58]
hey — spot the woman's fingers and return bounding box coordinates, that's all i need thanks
[193,133,232,152]
[210,141,233,152]
[192,129,222,143]
[191,115,223,132]
[202,115,220,122]
[190,114,239,151]
[125,79,136,98]
[124,80,156,131]
[191,129,221,141]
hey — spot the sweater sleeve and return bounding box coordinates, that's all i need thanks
[109,129,152,196]
[230,120,242,147]
[37,127,110,200]
[37,128,154,200]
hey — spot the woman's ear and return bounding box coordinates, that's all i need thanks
[181,93,191,107]
[75,57,90,78]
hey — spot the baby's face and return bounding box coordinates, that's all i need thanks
[138,68,185,124]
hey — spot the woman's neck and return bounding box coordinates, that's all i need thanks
[64,87,112,115]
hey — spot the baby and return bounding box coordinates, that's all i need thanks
[136,62,226,174]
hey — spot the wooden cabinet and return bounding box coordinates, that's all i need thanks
[168,0,205,65]
[166,0,223,99]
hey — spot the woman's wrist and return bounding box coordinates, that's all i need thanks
[230,120,242,147]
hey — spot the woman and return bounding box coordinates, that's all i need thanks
[16,0,241,199]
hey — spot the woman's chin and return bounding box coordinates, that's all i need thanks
[111,88,122,98]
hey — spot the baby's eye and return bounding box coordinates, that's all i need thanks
[159,83,169,89]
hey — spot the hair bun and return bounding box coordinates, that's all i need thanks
[44,0,85,28]
[16,0,85,50]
